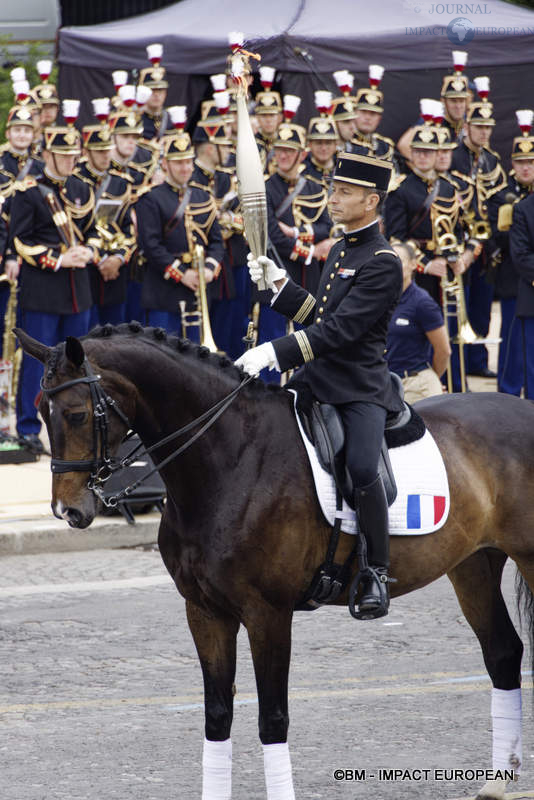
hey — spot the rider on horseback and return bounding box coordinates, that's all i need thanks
[236,153,403,619]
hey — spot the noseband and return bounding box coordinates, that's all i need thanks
[40,357,131,477]
[41,356,254,507]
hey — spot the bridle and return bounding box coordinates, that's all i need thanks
[40,356,254,508]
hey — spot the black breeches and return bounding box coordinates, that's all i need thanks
[337,401,387,488]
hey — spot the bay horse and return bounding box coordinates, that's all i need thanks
[16,322,534,800]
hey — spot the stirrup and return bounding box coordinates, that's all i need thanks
[348,567,393,621]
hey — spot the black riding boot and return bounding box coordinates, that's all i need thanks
[354,474,390,619]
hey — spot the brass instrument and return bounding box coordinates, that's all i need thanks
[0,274,21,424]
[435,218,500,392]
[178,208,219,352]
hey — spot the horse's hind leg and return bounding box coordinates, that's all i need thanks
[245,604,295,800]
[448,548,523,800]
[186,600,239,800]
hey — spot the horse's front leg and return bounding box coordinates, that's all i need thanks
[245,604,295,800]
[186,600,240,800]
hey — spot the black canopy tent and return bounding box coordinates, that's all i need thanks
[58,0,534,164]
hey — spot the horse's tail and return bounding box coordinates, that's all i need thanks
[515,568,534,692]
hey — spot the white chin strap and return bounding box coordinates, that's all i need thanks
[263,742,296,800]
[202,738,232,800]
[492,687,522,775]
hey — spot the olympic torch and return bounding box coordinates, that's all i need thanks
[231,44,268,290]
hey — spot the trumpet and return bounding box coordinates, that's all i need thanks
[0,274,21,423]
[179,244,218,352]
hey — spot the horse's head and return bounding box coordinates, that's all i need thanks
[16,328,133,529]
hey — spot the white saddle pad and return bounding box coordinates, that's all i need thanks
[290,391,450,536]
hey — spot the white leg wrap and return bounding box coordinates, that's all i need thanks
[202,738,232,800]
[491,688,522,776]
[263,742,296,800]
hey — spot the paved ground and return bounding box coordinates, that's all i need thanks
[1,549,533,800]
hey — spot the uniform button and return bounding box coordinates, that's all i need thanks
[316,317,321,323]
[340,251,345,257]
[334,262,339,268]
[319,307,324,313]
[326,284,331,290]
[322,295,327,302]
[330,273,335,279]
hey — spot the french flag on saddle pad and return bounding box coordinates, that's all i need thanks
[407,494,447,530]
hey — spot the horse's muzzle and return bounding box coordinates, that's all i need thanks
[52,499,95,529]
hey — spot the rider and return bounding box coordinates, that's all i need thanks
[236,153,403,619]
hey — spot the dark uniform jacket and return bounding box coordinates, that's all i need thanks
[487,173,532,300]
[213,165,248,300]
[301,153,334,190]
[0,150,43,265]
[266,171,331,297]
[10,171,97,315]
[140,110,174,142]
[509,194,534,318]
[137,179,224,312]
[271,221,404,409]
[73,160,136,308]
[349,130,395,162]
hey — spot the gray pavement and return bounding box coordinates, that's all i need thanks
[1,550,533,799]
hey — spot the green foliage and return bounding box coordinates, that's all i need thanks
[0,38,58,141]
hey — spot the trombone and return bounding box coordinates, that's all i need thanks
[179,243,218,352]
[436,223,500,393]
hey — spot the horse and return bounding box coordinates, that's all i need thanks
[16,321,534,800]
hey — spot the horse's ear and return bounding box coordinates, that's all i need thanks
[13,328,52,364]
[65,337,85,369]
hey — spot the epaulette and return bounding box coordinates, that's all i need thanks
[375,132,395,147]
[374,249,400,258]
[12,175,38,193]
[303,173,324,187]
[388,173,407,192]
[451,169,474,186]
[216,165,234,175]
[189,180,213,195]
[72,172,93,188]
[109,168,134,184]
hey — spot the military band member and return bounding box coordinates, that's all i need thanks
[451,88,507,378]
[11,126,99,451]
[397,51,469,161]
[509,187,534,399]
[331,95,358,152]
[350,66,396,165]
[32,79,60,157]
[236,154,403,619]
[259,121,332,368]
[302,116,338,189]
[254,89,282,170]
[138,44,174,142]
[487,111,534,395]
[76,119,136,327]
[136,132,224,336]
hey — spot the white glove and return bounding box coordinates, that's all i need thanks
[235,342,279,377]
[247,253,286,291]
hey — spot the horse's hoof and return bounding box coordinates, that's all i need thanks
[475,777,507,800]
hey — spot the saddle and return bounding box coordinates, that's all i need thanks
[298,373,425,510]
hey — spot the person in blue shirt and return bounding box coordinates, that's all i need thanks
[386,241,451,403]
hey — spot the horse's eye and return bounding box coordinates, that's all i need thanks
[65,411,89,426]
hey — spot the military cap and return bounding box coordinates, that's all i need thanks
[33,83,60,106]
[192,123,232,146]
[410,126,440,149]
[354,87,384,114]
[333,152,393,191]
[331,96,357,122]
[44,125,81,155]
[255,91,282,115]
[82,124,113,151]
[467,102,495,127]
[138,66,168,90]
[273,123,306,150]
[512,110,534,160]
[109,110,143,136]
[6,105,34,129]
[441,74,469,98]
[164,132,194,160]
[436,127,457,150]
[307,117,338,141]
